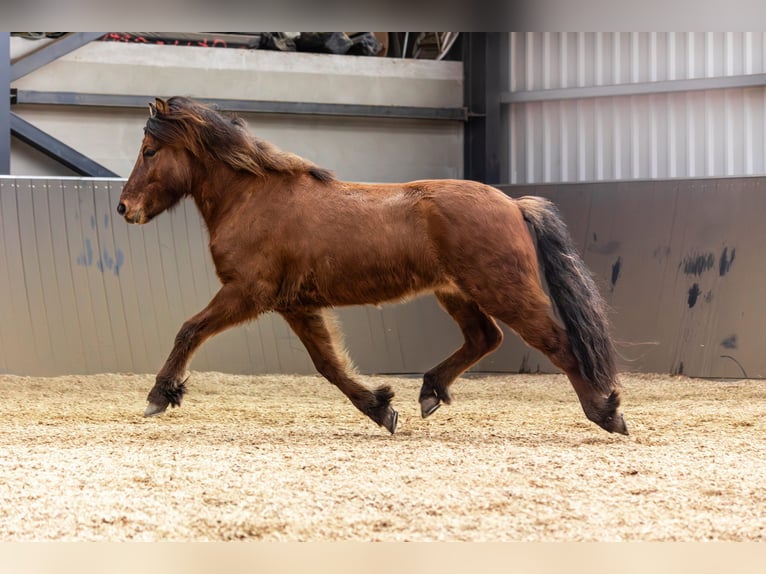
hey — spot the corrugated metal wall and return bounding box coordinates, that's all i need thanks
[508,32,766,183]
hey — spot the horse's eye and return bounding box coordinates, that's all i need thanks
[143,148,156,158]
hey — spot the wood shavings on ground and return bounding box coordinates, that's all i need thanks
[1,371,765,541]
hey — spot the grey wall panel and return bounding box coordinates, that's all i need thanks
[500,179,764,379]
[0,180,29,372]
[2,176,764,380]
[0,177,510,377]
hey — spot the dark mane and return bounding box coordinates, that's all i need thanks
[145,96,335,183]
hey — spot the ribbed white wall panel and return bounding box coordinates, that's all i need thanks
[508,32,766,183]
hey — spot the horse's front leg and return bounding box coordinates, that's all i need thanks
[280,308,398,433]
[145,283,259,416]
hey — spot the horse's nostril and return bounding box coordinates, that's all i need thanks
[117,202,127,215]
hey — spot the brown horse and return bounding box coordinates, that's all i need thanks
[117,96,627,436]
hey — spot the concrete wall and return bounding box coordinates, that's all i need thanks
[10,40,464,182]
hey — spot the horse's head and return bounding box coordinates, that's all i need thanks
[117,98,193,224]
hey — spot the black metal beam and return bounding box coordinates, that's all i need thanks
[14,90,468,122]
[462,33,508,185]
[10,33,106,82]
[1,33,10,174]
[9,113,118,177]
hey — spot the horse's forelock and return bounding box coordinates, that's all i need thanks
[144,99,214,155]
[144,96,335,182]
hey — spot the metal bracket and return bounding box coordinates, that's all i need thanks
[4,33,111,176]
[10,112,118,177]
[10,33,106,82]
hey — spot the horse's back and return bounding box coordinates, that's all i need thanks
[410,179,530,247]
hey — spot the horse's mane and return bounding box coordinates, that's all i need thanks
[144,96,336,183]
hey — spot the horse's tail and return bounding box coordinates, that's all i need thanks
[516,195,617,395]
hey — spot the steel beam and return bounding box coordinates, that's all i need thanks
[9,113,118,177]
[463,33,508,185]
[1,33,9,174]
[10,33,106,82]
[14,90,468,122]
[502,73,766,104]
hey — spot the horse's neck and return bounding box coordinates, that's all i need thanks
[190,169,254,229]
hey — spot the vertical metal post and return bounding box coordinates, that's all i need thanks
[1,32,10,175]
[463,32,509,185]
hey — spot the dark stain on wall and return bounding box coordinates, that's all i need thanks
[518,353,531,374]
[653,245,671,262]
[719,246,736,276]
[610,256,622,292]
[682,253,715,276]
[721,334,738,349]
[688,283,701,308]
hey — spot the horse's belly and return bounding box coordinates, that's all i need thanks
[280,197,447,307]
[321,257,445,306]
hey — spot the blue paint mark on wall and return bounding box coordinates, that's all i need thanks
[76,238,94,266]
[76,213,125,276]
[114,249,124,276]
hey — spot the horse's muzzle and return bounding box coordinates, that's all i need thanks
[117,202,146,224]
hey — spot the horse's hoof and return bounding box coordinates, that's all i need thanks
[598,412,629,435]
[381,407,398,434]
[614,413,629,436]
[144,402,168,417]
[420,395,441,418]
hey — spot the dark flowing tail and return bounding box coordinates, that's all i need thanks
[516,196,617,395]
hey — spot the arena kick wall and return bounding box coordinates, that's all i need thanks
[0,175,761,379]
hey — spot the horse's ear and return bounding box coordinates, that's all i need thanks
[154,97,169,115]
[148,102,157,117]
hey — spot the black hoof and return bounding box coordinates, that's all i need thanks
[420,395,441,418]
[610,413,629,435]
[382,407,398,434]
[144,402,168,417]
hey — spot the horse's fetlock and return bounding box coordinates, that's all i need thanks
[150,376,188,409]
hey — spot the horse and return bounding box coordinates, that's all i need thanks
[117,96,628,436]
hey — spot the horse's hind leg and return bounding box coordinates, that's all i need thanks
[419,290,504,418]
[281,308,398,434]
[481,289,625,434]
